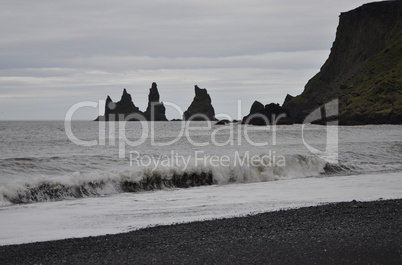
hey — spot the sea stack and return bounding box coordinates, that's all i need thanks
[95,89,144,121]
[144,82,168,121]
[183,85,217,121]
[242,101,289,125]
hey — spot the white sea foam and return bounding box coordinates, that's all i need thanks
[0,172,401,246]
[0,154,334,205]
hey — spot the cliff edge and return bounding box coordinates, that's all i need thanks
[283,0,402,125]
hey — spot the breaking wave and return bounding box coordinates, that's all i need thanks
[0,154,347,205]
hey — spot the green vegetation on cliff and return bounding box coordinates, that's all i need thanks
[283,0,402,124]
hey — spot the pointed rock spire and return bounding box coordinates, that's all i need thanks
[144,82,167,121]
[96,89,144,121]
[183,85,216,121]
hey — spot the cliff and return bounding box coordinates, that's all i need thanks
[283,0,402,125]
[183,86,217,121]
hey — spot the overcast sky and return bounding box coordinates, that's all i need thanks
[0,0,375,120]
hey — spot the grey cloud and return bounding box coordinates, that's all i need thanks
[0,0,373,120]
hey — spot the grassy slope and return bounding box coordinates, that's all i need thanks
[284,1,402,124]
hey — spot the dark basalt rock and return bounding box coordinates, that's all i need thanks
[183,85,217,121]
[283,94,294,105]
[242,101,290,125]
[249,101,264,114]
[282,0,402,125]
[95,83,169,121]
[215,119,230,125]
[95,89,144,121]
[241,101,266,125]
[144,82,168,121]
[94,96,114,121]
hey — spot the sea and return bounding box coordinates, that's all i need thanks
[0,121,401,245]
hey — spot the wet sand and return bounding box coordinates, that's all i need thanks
[1,199,401,265]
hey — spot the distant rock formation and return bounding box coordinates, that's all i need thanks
[282,1,402,125]
[215,119,230,125]
[183,85,217,121]
[95,83,170,121]
[95,88,144,121]
[242,101,290,125]
[144,82,168,121]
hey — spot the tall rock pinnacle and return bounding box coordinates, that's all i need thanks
[144,82,168,121]
[183,85,216,121]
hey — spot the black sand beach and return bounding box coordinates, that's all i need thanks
[1,199,401,265]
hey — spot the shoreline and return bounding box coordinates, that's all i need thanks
[1,199,401,264]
